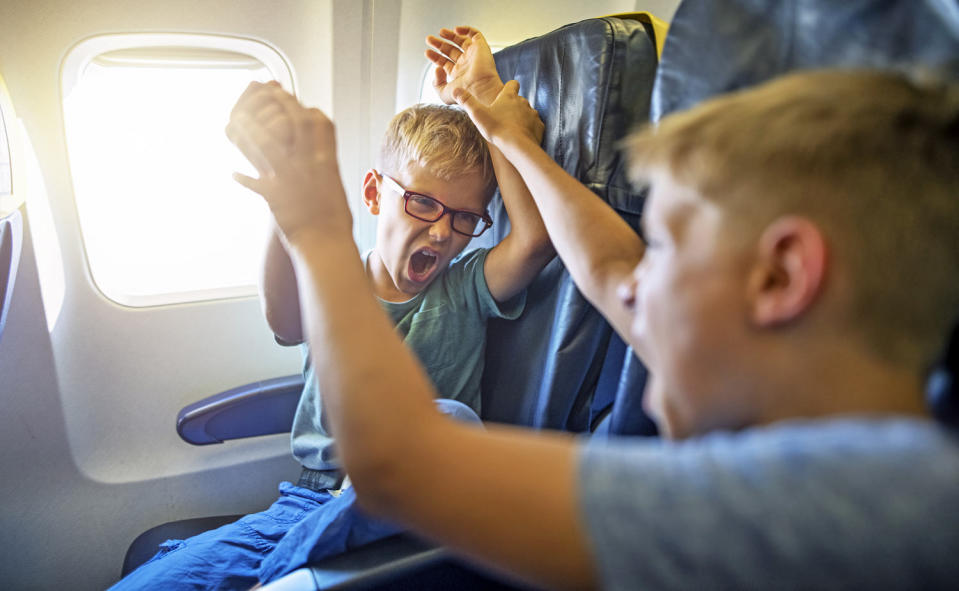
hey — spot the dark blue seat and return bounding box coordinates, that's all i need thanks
[122,14,662,589]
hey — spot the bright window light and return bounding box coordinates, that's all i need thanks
[63,40,291,306]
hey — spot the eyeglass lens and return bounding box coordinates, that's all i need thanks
[406,194,485,236]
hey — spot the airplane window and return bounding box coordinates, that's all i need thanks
[62,38,294,306]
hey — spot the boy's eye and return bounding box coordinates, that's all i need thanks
[452,212,482,233]
[408,195,441,213]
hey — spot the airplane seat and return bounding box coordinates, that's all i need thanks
[479,14,659,437]
[123,14,664,588]
[651,0,959,122]
[0,208,23,347]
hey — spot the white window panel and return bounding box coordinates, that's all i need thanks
[62,35,294,306]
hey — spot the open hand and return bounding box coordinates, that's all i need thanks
[426,26,503,105]
[225,85,352,244]
[454,80,544,147]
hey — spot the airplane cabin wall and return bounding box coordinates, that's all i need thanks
[0,1,679,588]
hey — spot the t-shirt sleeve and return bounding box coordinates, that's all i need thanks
[446,247,525,320]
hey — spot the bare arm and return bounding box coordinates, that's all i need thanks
[455,87,645,344]
[260,222,303,344]
[226,86,598,590]
[427,27,554,303]
[232,80,304,344]
[482,90,554,302]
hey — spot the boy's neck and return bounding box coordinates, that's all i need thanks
[754,343,929,425]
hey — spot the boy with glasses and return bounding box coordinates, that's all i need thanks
[111,42,551,588]
[265,98,552,493]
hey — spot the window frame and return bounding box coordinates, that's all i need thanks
[60,33,295,307]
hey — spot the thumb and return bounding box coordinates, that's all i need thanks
[233,171,266,196]
[453,87,494,140]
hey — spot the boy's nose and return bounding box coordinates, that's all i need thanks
[428,216,453,242]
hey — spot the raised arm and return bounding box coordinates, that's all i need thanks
[226,86,597,591]
[427,27,554,302]
[260,224,303,344]
[454,85,645,345]
[231,81,304,344]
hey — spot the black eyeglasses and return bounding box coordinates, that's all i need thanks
[381,174,493,238]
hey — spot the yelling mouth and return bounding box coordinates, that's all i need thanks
[408,248,439,283]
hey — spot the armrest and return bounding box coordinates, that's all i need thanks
[261,533,529,591]
[176,374,304,445]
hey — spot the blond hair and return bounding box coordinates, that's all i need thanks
[626,69,959,371]
[377,103,495,197]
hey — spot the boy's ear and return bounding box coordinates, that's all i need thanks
[362,170,381,215]
[747,216,827,327]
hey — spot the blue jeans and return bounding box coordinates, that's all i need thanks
[113,400,478,590]
[111,482,399,590]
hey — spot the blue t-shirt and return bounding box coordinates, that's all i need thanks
[578,417,959,590]
[291,247,525,471]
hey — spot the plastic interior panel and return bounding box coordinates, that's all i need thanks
[177,374,305,444]
[267,533,530,591]
[0,208,23,346]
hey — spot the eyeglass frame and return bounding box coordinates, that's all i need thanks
[379,173,493,238]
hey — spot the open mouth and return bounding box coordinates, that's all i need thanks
[408,248,439,283]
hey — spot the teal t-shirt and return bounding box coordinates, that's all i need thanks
[291,247,525,471]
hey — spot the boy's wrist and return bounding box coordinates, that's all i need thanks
[467,78,505,105]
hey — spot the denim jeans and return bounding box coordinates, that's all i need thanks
[112,400,478,590]
[110,482,336,590]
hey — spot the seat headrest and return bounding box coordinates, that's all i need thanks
[653,0,959,120]
[492,17,658,223]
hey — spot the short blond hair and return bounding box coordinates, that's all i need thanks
[377,103,495,197]
[626,69,959,371]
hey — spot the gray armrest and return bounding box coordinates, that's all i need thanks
[261,533,531,591]
[176,374,304,444]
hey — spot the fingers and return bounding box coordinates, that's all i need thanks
[255,101,282,124]
[231,81,279,121]
[261,86,307,148]
[432,65,448,89]
[425,48,453,68]
[453,26,480,38]
[226,113,280,178]
[426,34,462,63]
[302,107,336,158]
[232,171,267,196]
[439,27,468,47]
[501,79,521,96]
[453,27,489,52]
